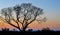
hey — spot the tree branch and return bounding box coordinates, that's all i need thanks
[27,18,36,26]
[12,18,20,27]
[0,16,21,31]
[18,20,23,24]
[5,19,22,31]
[27,14,37,25]
[0,17,16,28]
[6,20,19,28]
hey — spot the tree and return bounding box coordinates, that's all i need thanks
[0,3,46,31]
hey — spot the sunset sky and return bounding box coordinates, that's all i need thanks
[0,0,60,30]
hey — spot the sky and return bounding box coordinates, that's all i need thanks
[0,0,60,30]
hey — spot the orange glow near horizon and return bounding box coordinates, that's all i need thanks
[0,19,60,30]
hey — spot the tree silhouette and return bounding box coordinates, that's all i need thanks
[0,3,46,31]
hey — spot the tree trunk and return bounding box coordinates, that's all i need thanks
[23,25,27,31]
[22,20,28,31]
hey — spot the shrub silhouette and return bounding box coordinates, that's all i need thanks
[1,28,10,32]
[41,27,53,32]
[42,27,50,30]
[27,29,33,32]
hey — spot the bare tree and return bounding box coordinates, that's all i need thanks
[0,3,46,31]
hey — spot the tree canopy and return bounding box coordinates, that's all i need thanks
[0,3,46,31]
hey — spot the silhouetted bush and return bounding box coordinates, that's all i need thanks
[1,28,10,32]
[27,29,33,32]
[42,27,50,31]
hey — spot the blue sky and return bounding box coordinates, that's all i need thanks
[0,0,60,30]
[0,0,60,20]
